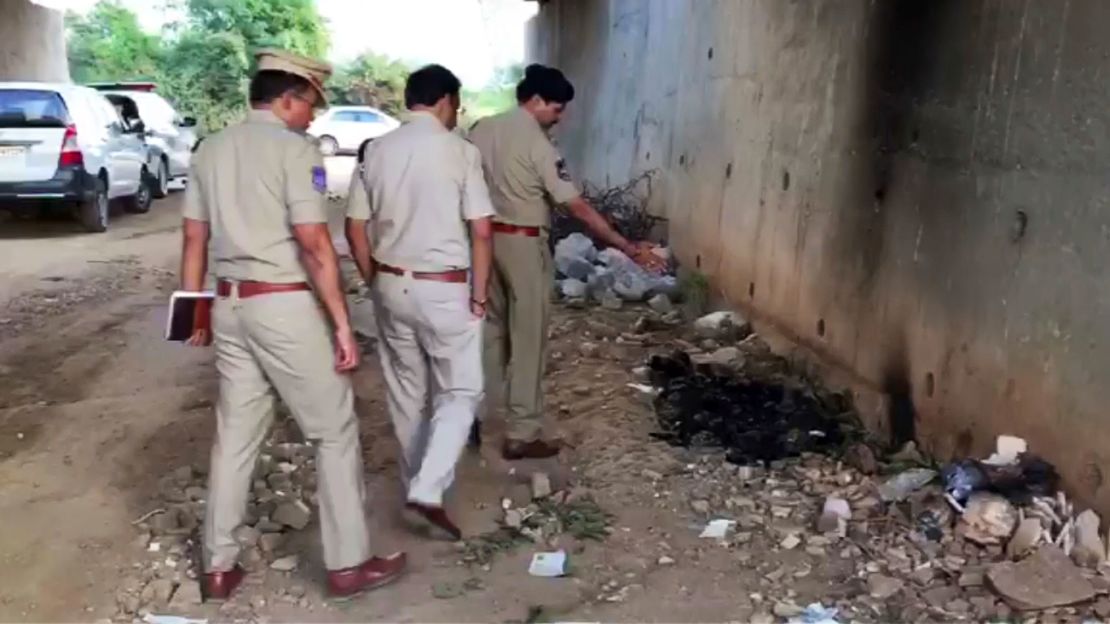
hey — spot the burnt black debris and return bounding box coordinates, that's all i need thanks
[647,350,853,464]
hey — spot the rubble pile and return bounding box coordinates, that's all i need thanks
[628,310,1110,620]
[114,434,320,619]
[554,232,677,307]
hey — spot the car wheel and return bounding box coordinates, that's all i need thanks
[318,135,339,156]
[153,159,170,198]
[124,169,153,214]
[79,177,109,233]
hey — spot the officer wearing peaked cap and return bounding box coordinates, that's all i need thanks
[179,48,406,601]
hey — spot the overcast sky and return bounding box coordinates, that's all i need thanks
[42,0,536,88]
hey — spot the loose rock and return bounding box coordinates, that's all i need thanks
[273,500,312,530]
[531,472,553,500]
[270,555,299,572]
[167,581,202,609]
[816,496,850,534]
[259,532,285,554]
[958,492,1017,545]
[1006,517,1042,559]
[647,294,674,314]
[987,545,1097,610]
[579,342,601,358]
[844,442,879,475]
[139,579,175,609]
[1072,509,1105,568]
[690,499,711,515]
[232,525,262,549]
[867,574,903,599]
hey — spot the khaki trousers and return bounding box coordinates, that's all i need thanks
[482,232,552,442]
[205,288,371,572]
[372,273,483,506]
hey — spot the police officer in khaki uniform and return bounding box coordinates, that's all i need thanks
[345,65,494,541]
[180,49,405,601]
[469,64,664,460]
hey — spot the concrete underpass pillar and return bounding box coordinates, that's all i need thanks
[0,0,69,82]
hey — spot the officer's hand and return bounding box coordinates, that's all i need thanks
[630,241,668,274]
[470,299,487,320]
[334,328,360,372]
[186,328,212,347]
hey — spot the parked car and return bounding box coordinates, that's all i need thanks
[89,83,197,198]
[0,82,155,232]
[307,106,399,156]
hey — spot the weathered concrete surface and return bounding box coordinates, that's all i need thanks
[0,0,68,81]
[529,1,1110,512]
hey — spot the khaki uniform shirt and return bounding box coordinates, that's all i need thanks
[467,107,579,227]
[346,111,494,271]
[183,109,329,283]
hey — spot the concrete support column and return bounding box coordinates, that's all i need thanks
[0,0,69,82]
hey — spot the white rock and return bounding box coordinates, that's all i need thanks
[1073,509,1105,568]
[270,555,299,572]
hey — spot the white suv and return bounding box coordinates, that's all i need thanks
[0,82,155,232]
[91,83,198,198]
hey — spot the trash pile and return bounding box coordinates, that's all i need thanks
[115,432,320,619]
[554,232,677,308]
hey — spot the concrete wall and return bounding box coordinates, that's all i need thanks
[530,0,1110,511]
[0,0,69,82]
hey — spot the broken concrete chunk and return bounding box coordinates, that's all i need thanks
[270,555,299,572]
[578,342,601,358]
[273,500,312,530]
[816,496,851,534]
[232,524,261,548]
[707,346,743,368]
[167,580,202,609]
[259,532,285,554]
[531,472,553,500]
[987,545,1097,610]
[844,442,879,475]
[1072,509,1105,568]
[139,578,175,609]
[1007,517,1042,559]
[647,293,674,314]
[958,492,1017,546]
[867,574,903,599]
[693,310,750,340]
[877,468,937,502]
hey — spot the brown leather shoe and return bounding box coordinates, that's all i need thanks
[402,502,462,541]
[327,553,407,599]
[502,438,561,460]
[202,565,245,603]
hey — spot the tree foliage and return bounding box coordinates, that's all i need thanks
[327,52,410,115]
[66,1,523,133]
[66,1,161,83]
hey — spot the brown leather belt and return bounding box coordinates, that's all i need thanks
[492,222,541,237]
[216,280,311,299]
[376,263,468,283]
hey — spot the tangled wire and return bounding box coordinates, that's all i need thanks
[550,170,666,246]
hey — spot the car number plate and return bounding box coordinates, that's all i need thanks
[0,145,26,159]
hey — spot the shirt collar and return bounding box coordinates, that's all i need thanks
[515,106,545,133]
[247,109,284,126]
[403,110,447,131]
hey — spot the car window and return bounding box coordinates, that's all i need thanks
[131,93,178,125]
[332,110,359,122]
[94,95,124,129]
[356,111,382,123]
[0,89,70,128]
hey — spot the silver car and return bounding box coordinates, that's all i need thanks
[91,83,198,198]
